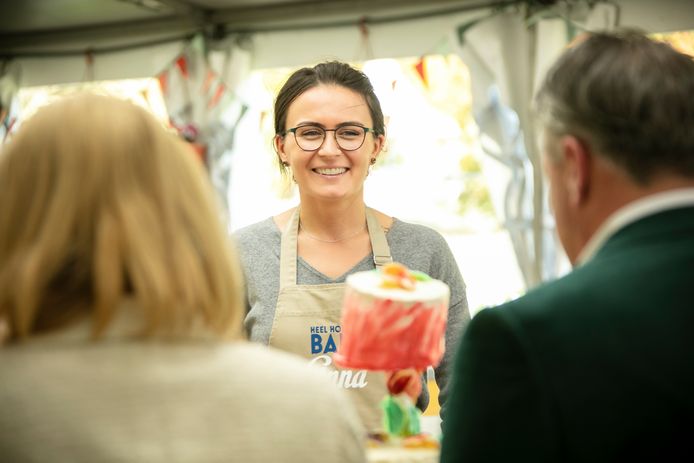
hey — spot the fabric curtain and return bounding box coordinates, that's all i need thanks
[455,9,570,288]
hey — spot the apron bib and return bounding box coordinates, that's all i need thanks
[268,207,392,431]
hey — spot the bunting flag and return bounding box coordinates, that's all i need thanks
[414,57,428,89]
[2,116,16,143]
[208,82,226,110]
[356,16,374,61]
[152,37,237,164]
[175,55,189,79]
[157,71,168,95]
[202,69,216,94]
[83,49,95,82]
[190,142,207,165]
[146,33,251,216]
[164,60,192,126]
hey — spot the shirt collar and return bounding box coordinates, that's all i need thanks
[576,188,694,266]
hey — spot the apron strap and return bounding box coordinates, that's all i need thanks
[279,208,300,290]
[279,207,393,290]
[366,207,393,268]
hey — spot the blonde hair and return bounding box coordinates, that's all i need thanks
[0,93,245,341]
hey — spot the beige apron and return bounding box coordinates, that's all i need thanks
[268,207,392,431]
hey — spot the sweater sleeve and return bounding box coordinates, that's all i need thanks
[233,218,283,344]
[405,222,470,420]
[435,296,469,420]
[387,220,471,419]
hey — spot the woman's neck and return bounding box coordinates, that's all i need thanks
[297,196,367,241]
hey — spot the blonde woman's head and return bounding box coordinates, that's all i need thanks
[0,93,244,342]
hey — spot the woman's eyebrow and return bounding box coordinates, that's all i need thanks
[293,121,367,128]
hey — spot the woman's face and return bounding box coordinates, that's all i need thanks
[276,84,384,203]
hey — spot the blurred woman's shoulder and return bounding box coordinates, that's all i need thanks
[388,217,448,246]
[220,342,367,461]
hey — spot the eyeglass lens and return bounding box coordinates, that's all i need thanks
[293,125,367,151]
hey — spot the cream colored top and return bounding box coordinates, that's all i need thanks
[0,320,366,463]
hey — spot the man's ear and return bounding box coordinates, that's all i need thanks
[560,135,591,207]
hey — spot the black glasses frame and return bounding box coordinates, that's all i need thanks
[282,125,377,151]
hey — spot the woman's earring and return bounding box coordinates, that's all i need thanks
[282,161,296,183]
[281,160,296,183]
[366,158,377,178]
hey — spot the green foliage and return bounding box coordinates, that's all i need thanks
[459,154,481,173]
[457,153,494,216]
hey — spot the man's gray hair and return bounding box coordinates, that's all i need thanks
[534,29,694,184]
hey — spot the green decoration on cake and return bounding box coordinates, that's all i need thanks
[381,395,421,437]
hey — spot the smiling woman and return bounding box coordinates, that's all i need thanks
[233,61,471,434]
[276,83,381,207]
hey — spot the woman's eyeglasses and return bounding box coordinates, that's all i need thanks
[282,125,376,151]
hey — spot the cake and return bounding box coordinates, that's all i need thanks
[333,263,450,371]
[366,436,440,463]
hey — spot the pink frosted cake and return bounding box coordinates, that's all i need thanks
[334,263,449,371]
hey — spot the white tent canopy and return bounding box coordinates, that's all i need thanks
[5,1,693,85]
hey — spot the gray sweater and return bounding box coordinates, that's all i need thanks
[234,216,470,417]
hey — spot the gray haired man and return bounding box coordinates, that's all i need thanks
[442,30,694,462]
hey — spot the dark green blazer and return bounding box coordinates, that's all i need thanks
[441,206,694,462]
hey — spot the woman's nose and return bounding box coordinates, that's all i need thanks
[318,131,341,155]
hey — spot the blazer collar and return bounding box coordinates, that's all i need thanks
[576,188,694,266]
